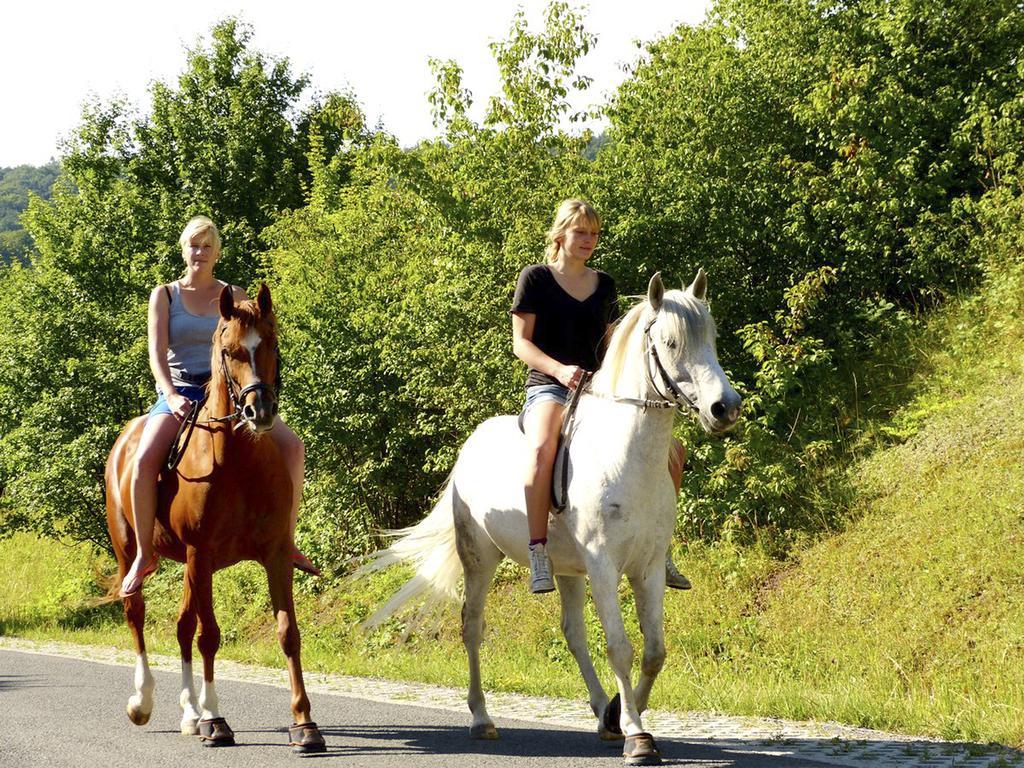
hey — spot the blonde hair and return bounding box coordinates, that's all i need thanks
[544,199,601,263]
[179,216,222,254]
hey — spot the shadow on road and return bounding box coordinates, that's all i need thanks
[0,674,48,692]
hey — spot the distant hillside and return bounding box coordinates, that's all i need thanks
[0,162,59,265]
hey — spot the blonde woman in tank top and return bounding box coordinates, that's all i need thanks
[119,216,318,597]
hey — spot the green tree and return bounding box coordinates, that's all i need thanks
[0,18,360,546]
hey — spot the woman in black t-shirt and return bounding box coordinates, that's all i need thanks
[511,199,691,594]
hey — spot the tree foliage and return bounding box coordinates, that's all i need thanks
[3,1,1024,561]
[0,19,357,547]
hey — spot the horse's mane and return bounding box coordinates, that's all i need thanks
[592,290,714,396]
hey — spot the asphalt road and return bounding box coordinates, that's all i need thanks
[0,649,839,767]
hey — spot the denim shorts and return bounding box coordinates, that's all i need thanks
[149,384,207,417]
[518,383,570,432]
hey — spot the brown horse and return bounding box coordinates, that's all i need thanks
[104,284,325,752]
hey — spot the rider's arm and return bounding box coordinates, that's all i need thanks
[512,312,582,389]
[147,286,190,419]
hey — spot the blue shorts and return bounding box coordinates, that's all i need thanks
[518,384,570,432]
[149,385,207,417]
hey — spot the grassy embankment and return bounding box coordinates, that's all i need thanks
[2,264,1023,747]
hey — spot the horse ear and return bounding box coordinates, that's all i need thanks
[219,285,235,320]
[647,272,665,311]
[257,282,272,315]
[688,268,707,301]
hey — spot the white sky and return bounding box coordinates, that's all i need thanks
[3,1,712,167]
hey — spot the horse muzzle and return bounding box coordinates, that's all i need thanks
[704,392,742,435]
[240,393,278,433]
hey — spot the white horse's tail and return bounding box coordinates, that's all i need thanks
[355,478,463,630]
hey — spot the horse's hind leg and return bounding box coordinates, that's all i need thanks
[112,498,154,725]
[108,440,155,726]
[556,574,617,740]
[454,496,502,740]
[264,551,325,752]
[627,567,667,715]
[176,578,201,735]
[187,548,234,746]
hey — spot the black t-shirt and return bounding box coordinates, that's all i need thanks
[511,264,619,389]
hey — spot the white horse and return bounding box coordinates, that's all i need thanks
[359,271,740,766]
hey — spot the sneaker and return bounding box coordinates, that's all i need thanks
[528,543,555,594]
[665,555,692,590]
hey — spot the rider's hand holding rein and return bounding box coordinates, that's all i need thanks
[561,365,587,391]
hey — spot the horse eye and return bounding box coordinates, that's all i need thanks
[665,338,678,350]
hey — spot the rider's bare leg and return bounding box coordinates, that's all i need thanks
[523,400,564,593]
[122,413,179,596]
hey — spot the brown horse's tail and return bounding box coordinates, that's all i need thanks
[353,477,461,630]
[91,563,124,606]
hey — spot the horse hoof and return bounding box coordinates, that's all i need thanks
[126,704,151,726]
[469,722,499,740]
[198,717,235,747]
[288,721,327,753]
[181,718,200,736]
[623,732,661,766]
[601,694,623,738]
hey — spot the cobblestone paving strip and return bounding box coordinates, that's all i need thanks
[2,636,1019,768]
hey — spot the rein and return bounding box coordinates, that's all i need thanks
[553,370,591,513]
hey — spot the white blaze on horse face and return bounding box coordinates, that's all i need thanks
[241,327,262,370]
[199,678,221,720]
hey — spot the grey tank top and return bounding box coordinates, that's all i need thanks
[165,281,221,388]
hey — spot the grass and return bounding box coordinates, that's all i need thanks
[3,263,1024,747]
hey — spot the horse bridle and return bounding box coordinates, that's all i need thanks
[640,316,700,414]
[584,316,700,413]
[219,345,279,427]
[166,329,280,471]
[554,318,699,511]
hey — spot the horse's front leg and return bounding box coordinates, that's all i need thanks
[555,574,616,740]
[586,562,642,734]
[188,547,235,747]
[264,549,326,753]
[627,563,667,715]
[176,570,201,735]
[588,560,663,765]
